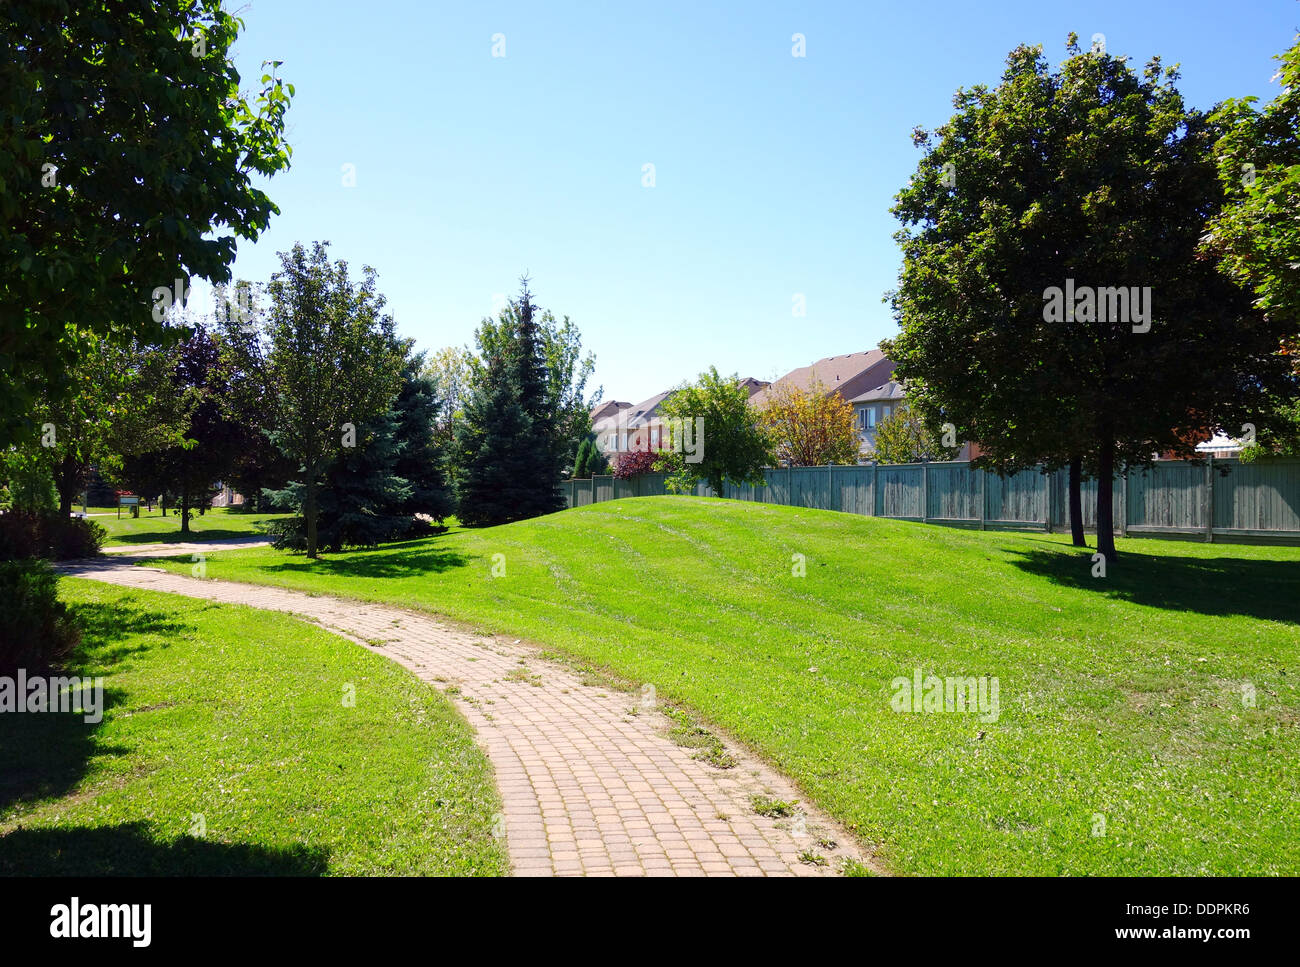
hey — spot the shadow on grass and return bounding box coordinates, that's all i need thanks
[1006,542,1300,625]
[263,540,471,580]
[0,601,188,813]
[106,526,270,545]
[0,822,329,875]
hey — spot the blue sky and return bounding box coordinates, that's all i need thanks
[215,0,1300,405]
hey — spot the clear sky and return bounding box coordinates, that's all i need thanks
[212,0,1300,405]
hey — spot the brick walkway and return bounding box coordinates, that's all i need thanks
[62,556,878,877]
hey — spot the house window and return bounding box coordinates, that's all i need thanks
[866,408,877,429]
[882,404,892,420]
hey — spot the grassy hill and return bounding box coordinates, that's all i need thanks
[142,496,1300,875]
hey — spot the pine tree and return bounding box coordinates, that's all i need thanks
[454,280,567,526]
[573,438,594,479]
[266,348,454,550]
[453,354,537,527]
[392,353,455,523]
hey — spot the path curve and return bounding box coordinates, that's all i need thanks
[62,555,876,877]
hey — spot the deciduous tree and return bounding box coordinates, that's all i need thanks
[1,0,293,447]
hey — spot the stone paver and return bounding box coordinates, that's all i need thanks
[61,554,880,877]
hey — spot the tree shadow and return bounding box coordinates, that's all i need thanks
[107,526,270,545]
[0,601,189,813]
[264,540,471,580]
[1005,541,1300,625]
[0,822,329,875]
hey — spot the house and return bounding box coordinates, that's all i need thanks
[751,350,900,460]
[592,378,771,457]
[848,379,906,455]
[749,349,895,411]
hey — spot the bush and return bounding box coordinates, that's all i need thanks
[265,513,438,554]
[612,448,660,479]
[0,512,106,561]
[0,559,81,674]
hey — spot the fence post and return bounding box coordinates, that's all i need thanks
[1205,455,1214,543]
[1120,471,1128,538]
[978,465,986,531]
[872,461,879,516]
[1044,466,1053,532]
[591,476,597,505]
[826,463,833,511]
[921,461,929,522]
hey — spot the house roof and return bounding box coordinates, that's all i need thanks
[590,400,632,422]
[750,350,894,407]
[848,380,906,404]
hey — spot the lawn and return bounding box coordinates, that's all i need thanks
[95,507,288,546]
[139,495,1300,875]
[0,580,508,876]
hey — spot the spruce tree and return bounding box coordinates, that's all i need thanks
[454,280,567,526]
[392,353,455,523]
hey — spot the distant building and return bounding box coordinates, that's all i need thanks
[592,378,770,457]
[748,349,895,411]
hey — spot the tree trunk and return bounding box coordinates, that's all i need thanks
[54,455,84,517]
[1069,456,1086,547]
[180,484,190,535]
[1096,431,1118,563]
[306,472,319,559]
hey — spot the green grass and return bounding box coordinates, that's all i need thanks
[0,580,508,876]
[140,496,1300,875]
[95,507,288,546]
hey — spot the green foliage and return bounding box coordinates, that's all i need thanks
[0,512,105,562]
[392,353,456,522]
[759,376,861,466]
[118,328,247,532]
[224,242,405,557]
[454,281,566,526]
[0,560,80,675]
[887,35,1296,558]
[31,334,193,515]
[872,402,958,464]
[1,451,57,512]
[0,0,294,448]
[266,349,451,552]
[1205,33,1300,456]
[466,297,601,476]
[654,367,772,495]
[572,433,610,479]
[423,345,475,452]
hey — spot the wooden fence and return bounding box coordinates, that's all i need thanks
[560,458,1300,543]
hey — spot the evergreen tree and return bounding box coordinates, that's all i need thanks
[392,353,455,522]
[455,280,566,526]
[267,346,454,550]
[573,438,591,478]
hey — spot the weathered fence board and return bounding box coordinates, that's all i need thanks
[559,459,1300,543]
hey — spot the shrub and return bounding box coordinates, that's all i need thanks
[612,448,660,479]
[0,559,81,674]
[0,512,106,561]
[265,513,437,554]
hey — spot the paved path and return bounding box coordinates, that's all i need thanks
[102,538,271,557]
[62,555,876,877]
